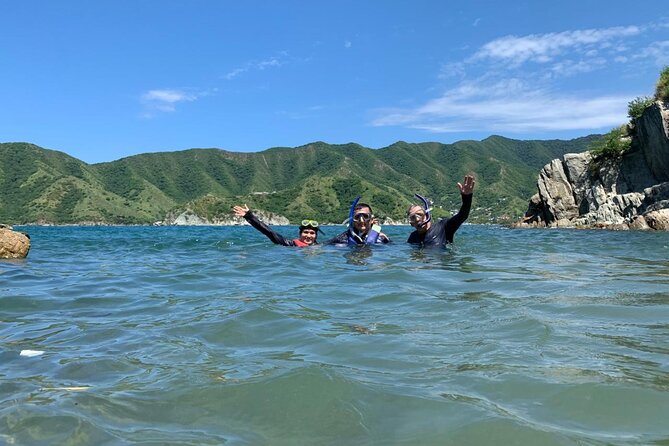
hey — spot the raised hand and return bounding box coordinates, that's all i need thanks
[457,175,476,195]
[232,204,250,217]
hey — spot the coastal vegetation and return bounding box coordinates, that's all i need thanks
[655,65,669,100]
[0,136,597,225]
[627,96,655,120]
[588,125,632,161]
[588,68,668,164]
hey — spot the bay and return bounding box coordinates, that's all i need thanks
[1,225,669,445]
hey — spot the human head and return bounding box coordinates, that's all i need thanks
[298,219,321,245]
[407,204,429,231]
[351,203,373,235]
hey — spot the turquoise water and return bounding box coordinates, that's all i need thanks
[1,225,669,445]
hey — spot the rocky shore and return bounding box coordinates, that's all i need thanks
[513,101,669,231]
[159,210,407,226]
[161,209,290,226]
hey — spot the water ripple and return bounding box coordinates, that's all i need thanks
[1,225,669,444]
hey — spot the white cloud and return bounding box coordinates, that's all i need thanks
[369,23,665,136]
[550,57,607,77]
[345,40,352,48]
[649,20,669,31]
[439,61,466,79]
[371,79,631,134]
[257,56,282,70]
[140,88,203,117]
[637,40,669,66]
[225,53,287,80]
[474,26,641,65]
[225,67,248,80]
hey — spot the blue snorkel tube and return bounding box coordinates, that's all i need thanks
[347,196,362,246]
[347,196,381,245]
[348,196,361,229]
[414,193,432,228]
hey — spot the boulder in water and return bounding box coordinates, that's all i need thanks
[644,208,669,230]
[0,224,31,259]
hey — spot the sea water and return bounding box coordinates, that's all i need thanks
[1,225,668,445]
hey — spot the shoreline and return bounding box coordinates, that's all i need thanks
[14,222,416,228]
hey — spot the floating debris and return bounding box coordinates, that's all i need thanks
[20,350,44,357]
[40,386,91,392]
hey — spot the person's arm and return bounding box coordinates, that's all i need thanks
[232,205,294,246]
[443,175,475,242]
[444,193,472,234]
[322,231,349,245]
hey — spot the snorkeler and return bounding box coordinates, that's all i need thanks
[232,205,322,247]
[407,175,475,247]
[324,198,390,245]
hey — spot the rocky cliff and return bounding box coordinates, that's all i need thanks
[514,101,669,230]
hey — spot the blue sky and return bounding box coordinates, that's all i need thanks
[2,1,668,163]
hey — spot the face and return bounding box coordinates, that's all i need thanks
[299,228,317,245]
[352,206,373,234]
[408,205,427,229]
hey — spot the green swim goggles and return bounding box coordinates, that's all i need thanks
[301,219,319,228]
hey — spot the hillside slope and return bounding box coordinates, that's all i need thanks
[0,136,597,224]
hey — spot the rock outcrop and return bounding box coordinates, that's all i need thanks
[514,101,669,230]
[162,209,290,226]
[0,224,31,259]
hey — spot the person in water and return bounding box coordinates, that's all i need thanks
[232,205,322,247]
[407,174,475,247]
[324,200,390,245]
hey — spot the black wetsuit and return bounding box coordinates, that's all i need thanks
[324,230,391,245]
[243,211,312,247]
[407,194,472,247]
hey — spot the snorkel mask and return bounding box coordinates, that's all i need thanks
[299,221,322,236]
[347,196,380,245]
[413,193,432,228]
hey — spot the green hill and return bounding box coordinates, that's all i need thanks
[0,136,598,225]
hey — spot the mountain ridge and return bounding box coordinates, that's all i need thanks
[0,136,599,225]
